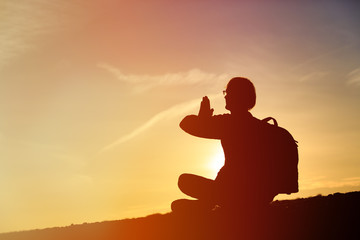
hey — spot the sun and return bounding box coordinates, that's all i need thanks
[208,147,225,174]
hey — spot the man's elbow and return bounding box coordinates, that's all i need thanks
[179,115,197,132]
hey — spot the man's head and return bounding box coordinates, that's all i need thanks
[224,77,256,112]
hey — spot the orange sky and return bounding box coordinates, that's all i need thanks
[1,0,360,233]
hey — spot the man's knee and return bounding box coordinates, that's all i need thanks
[178,173,192,192]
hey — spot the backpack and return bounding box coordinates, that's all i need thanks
[259,117,299,195]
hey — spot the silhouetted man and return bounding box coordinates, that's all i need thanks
[172,77,277,214]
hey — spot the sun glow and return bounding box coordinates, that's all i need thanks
[208,147,225,175]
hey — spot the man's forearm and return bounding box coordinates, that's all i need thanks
[179,115,198,134]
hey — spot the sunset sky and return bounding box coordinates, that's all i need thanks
[1,0,360,233]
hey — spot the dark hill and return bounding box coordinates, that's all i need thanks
[1,191,359,240]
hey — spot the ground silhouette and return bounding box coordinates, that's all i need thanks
[1,191,359,240]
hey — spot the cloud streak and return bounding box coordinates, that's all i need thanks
[347,67,360,86]
[290,44,354,73]
[98,63,230,93]
[0,1,85,70]
[298,71,328,82]
[99,93,222,152]
[300,176,360,190]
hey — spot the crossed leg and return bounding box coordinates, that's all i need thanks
[171,173,217,212]
[177,173,215,200]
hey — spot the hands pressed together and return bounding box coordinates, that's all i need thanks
[198,96,214,118]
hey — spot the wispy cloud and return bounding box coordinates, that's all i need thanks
[347,67,360,86]
[99,93,222,152]
[98,63,230,93]
[298,71,328,82]
[290,44,354,73]
[300,176,360,190]
[0,1,85,70]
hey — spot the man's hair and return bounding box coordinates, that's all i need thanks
[226,77,256,110]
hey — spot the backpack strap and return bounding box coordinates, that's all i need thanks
[262,117,278,127]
